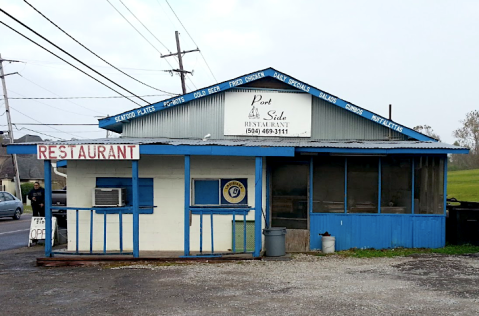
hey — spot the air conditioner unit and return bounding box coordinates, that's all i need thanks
[93,188,126,207]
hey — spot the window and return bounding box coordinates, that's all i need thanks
[96,177,154,214]
[193,178,248,206]
[312,156,345,213]
[3,192,14,201]
[381,157,412,214]
[347,157,379,213]
[414,156,444,214]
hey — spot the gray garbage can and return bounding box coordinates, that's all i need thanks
[263,227,287,257]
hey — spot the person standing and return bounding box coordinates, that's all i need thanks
[28,182,45,217]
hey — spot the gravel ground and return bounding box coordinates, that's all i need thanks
[1,247,478,315]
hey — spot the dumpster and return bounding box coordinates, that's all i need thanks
[263,227,286,257]
[446,199,479,246]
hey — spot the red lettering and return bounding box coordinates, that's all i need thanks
[117,145,126,159]
[68,145,76,157]
[107,146,116,159]
[78,146,86,159]
[98,146,106,159]
[127,145,136,159]
[48,145,57,159]
[87,146,97,159]
[38,145,47,159]
[59,145,67,159]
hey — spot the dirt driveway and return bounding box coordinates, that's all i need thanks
[1,246,478,316]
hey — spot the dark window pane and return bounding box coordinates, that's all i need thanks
[381,157,412,214]
[312,156,345,213]
[271,163,308,229]
[347,157,378,213]
[414,156,444,214]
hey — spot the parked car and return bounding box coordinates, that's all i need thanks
[0,191,23,220]
[52,188,67,226]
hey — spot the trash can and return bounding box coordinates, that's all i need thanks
[322,236,335,253]
[446,199,479,245]
[263,227,287,257]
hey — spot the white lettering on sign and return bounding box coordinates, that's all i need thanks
[28,217,57,247]
[244,71,265,82]
[287,78,311,92]
[345,104,363,115]
[164,96,185,107]
[114,112,136,123]
[318,92,337,104]
[37,144,140,160]
[371,115,404,133]
[224,91,311,137]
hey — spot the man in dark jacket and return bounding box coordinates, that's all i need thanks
[28,182,45,217]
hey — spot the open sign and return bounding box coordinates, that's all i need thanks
[28,217,57,247]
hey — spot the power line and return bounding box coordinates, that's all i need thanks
[13,124,64,140]
[13,123,98,126]
[8,89,95,117]
[0,21,143,107]
[8,94,171,100]
[23,0,177,96]
[17,74,105,115]
[0,8,149,104]
[165,0,218,83]
[9,106,84,139]
[117,0,171,53]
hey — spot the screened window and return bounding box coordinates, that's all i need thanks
[312,156,345,213]
[381,157,412,214]
[347,157,379,213]
[414,156,444,214]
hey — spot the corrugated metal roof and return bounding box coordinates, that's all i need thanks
[12,137,467,150]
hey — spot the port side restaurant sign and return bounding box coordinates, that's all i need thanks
[224,91,312,137]
[37,144,140,160]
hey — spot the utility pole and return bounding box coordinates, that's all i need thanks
[161,31,199,94]
[0,54,22,202]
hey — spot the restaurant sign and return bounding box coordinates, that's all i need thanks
[224,91,311,137]
[37,144,140,160]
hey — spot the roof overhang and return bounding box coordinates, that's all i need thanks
[98,67,436,142]
[7,138,469,156]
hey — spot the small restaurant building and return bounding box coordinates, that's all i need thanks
[8,68,468,258]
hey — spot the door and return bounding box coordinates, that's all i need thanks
[270,161,310,252]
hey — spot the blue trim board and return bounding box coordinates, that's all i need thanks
[6,143,467,155]
[44,160,52,257]
[99,67,436,142]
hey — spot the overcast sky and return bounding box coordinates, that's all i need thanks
[0,0,478,143]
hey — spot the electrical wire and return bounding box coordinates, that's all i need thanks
[17,74,105,115]
[165,0,218,83]
[13,123,97,126]
[9,94,170,100]
[13,124,64,140]
[117,0,171,53]
[8,89,95,117]
[0,21,143,107]
[23,0,177,96]
[9,106,83,139]
[0,8,149,104]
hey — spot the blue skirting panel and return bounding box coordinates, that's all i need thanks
[310,214,445,251]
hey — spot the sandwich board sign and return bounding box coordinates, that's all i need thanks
[28,217,57,247]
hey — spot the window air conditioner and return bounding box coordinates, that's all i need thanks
[93,188,126,207]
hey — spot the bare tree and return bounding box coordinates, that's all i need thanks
[450,110,479,170]
[413,125,441,141]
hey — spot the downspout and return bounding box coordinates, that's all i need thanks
[51,162,67,179]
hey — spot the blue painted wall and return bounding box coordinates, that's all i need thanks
[310,214,445,250]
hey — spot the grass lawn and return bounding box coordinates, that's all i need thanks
[447,169,479,202]
[319,244,479,258]
[23,205,32,214]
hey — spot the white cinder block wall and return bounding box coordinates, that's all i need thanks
[67,156,267,252]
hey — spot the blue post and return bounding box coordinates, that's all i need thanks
[103,212,107,254]
[344,157,348,213]
[444,156,448,215]
[90,210,93,254]
[76,210,79,254]
[119,211,123,253]
[44,160,52,257]
[254,157,263,257]
[310,156,314,213]
[378,157,381,214]
[132,160,139,258]
[200,211,203,253]
[232,212,236,252]
[184,155,190,256]
[265,163,271,228]
[412,158,415,214]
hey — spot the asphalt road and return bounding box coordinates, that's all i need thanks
[0,214,32,251]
